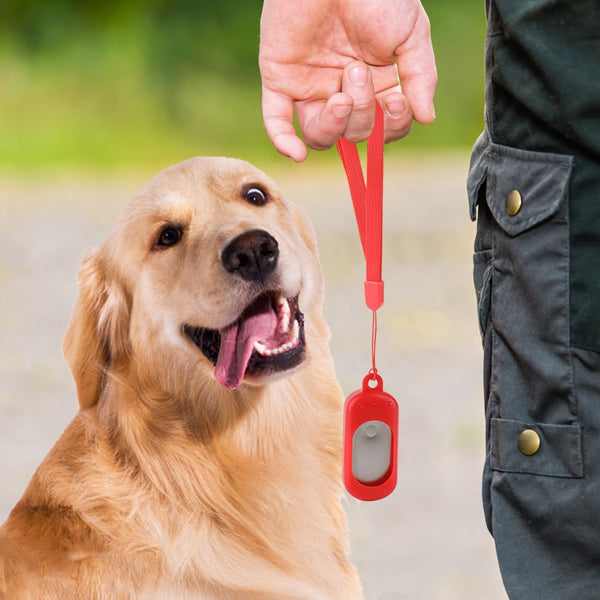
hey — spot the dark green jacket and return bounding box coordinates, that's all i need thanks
[468,1,600,598]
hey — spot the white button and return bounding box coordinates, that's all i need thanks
[352,420,392,484]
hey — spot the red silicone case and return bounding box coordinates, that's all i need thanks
[343,374,398,501]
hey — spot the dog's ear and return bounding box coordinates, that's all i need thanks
[62,248,131,409]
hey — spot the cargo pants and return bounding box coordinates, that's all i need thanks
[467,1,600,598]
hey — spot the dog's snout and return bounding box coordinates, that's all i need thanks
[222,229,279,283]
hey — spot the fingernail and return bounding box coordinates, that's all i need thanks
[384,96,407,119]
[333,103,352,119]
[349,64,369,86]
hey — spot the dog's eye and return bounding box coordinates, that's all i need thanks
[244,187,268,206]
[157,226,182,248]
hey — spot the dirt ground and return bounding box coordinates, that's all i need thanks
[0,154,507,599]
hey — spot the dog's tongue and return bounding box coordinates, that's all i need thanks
[215,295,277,389]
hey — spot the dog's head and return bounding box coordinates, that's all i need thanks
[63,157,327,409]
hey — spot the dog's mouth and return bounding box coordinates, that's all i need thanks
[183,292,305,390]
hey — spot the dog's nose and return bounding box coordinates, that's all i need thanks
[221,229,279,283]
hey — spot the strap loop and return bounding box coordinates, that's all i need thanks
[336,103,385,311]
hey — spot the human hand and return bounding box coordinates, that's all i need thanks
[259,0,437,161]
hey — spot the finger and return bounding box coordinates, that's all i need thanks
[395,8,437,124]
[261,86,308,162]
[296,93,353,151]
[339,61,377,143]
[379,91,414,142]
[371,64,413,143]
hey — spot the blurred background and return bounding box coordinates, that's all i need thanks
[0,0,485,173]
[0,1,509,598]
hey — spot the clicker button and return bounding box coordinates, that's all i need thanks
[352,420,392,484]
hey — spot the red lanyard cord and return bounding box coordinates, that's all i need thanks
[336,102,385,375]
[339,107,398,502]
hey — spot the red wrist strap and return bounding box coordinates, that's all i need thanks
[336,102,384,311]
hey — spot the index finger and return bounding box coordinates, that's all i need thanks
[261,86,308,162]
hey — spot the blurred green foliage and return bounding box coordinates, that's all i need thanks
[0,0,486,173]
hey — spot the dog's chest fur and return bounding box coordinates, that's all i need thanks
[0,377,354,598]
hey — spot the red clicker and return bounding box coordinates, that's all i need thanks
[337,103,398,501]
[343,373,398,501]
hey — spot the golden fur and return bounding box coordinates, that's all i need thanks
[0,158,362,599]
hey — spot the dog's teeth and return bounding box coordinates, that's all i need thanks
[276,294,291,333]
[289,319,299,342]
[253,340,268,355]
[253,320,300,357]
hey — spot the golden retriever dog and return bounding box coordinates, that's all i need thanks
[0,158,362,599]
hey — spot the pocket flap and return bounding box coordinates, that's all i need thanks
[486,144,573,236]
[490,418,583,478]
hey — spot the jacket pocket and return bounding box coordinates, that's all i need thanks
[468,141,575,423]
[468,141,578,531]
[490,418,583,478]
[484,144,572,236]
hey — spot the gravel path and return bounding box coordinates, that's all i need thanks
[0,155,507,599]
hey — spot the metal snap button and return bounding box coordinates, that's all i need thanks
[518,429,541,456]
[505,190,522,216]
